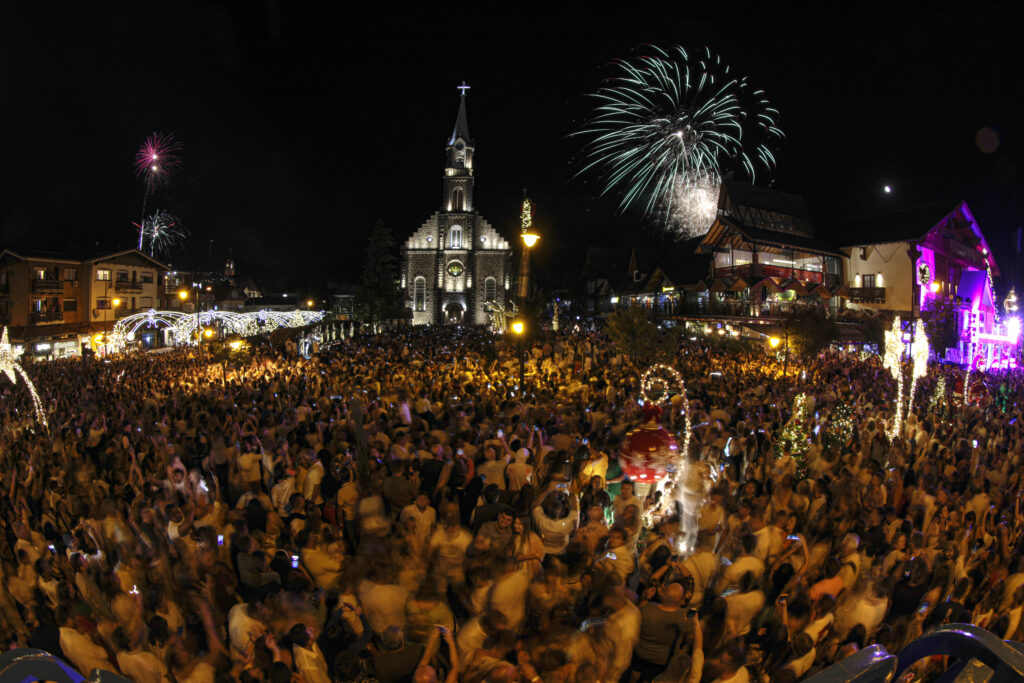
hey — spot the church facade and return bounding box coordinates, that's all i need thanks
[401,87,512,325]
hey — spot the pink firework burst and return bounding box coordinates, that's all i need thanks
[134,132,183,184]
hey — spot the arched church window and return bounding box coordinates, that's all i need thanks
[455,157,465,168]
[484,277,496,302]
[449,224,463,249]
[413,277,426,312]
[451,187,465,212]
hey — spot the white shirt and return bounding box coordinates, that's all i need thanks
[357,579,409,635]
[116,649,169,683]
[400,503,437,540]
[59,627,114,677]
[489,570,530,630]
[533,505,580,554]
[227,603,264,659]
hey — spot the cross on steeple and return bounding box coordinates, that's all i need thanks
[457,81,470,96]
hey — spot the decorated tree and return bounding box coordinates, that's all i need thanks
[774,393,811,480]
[825,403,854,451]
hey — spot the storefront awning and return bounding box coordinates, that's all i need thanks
[729,277,749,292]
[831,285,851,299]
[812,283,833,298]
[684,279,710,292]
[6,323,98,342]
[708,279,730,293]
[782,279,811,296]
[750,276,784,293]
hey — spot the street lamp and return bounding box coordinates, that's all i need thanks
[306,299,315,308]
[511,320,525,390]
[517,232,539,301]
[769,336,781,348]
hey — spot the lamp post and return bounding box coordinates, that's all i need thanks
[518,232,539,302]
[511,320,525,390]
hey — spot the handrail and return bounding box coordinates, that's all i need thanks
[802,645,896,683]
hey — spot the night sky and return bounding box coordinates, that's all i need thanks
[1,3,1021,293]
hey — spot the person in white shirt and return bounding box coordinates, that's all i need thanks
[681,531,719,607]
[57,606,115,677]
[487,556,530,630]
[400,493,437,540]
[598,527,635,584]
[708,644,750,683]
[723,572,765,640]
[357,567,409,637]
[603,587,642,682]
[228,601,269,662]
[289,622,331,683]
[532,484,580,555]
[112,626,168,683]
[716,534,765,594]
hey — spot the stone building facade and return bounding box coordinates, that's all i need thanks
[401,87,511,325]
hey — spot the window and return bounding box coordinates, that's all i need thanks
[116,271,129,282]
[34,268,46,280]
[449,224,463,249]
[63,299,77,312]
[861,274,876,288]
[451,187,465,212]
[64,269,77,281]
[96,269,111,281]
[484,277,496,302]
[413,277,426,312]
[96,297,111,310]
[141,272,153,283]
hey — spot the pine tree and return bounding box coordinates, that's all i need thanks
[358,220,400,328]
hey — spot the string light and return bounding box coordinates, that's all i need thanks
[637,363,696,544]
[825,403,854,450]
[774,393,810,480]
[883,316,905,439]
[113,308,326,346]
[906,319,930,411]
[928,376,947,415]
[0,327,47,428]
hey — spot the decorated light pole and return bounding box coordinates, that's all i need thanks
[517,192,539,302]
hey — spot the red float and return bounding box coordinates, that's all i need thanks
[620,404,680,484]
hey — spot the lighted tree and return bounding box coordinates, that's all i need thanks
[774,393,811,480]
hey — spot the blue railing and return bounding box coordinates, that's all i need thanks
[805,624,1024,683]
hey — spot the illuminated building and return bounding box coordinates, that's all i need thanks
[401,85,512,325]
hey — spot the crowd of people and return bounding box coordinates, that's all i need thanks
[0,324,1021,683]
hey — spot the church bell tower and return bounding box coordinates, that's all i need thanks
[444,83,474,213]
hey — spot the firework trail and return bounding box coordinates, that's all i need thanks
[132,210,188,258]
[575,45,783,237]
[134,132,182,249]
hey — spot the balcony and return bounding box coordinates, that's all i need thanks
[31,279,64,294]
[849,286,885,303]
[31,310,63,324]
[114,281,144,293]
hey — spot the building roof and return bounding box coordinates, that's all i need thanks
[839,200,963,247]
[723,181,811,221]
[0,247,169,270]
[701,216,843,257]
[448,89,472,146]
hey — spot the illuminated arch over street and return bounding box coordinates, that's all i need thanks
[112,308,326,346]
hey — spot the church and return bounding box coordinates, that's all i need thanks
[401,86,512,325]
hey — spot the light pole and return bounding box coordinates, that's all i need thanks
[517,232,539,302]
[511,320,525,390]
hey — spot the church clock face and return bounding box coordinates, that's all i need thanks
[447,261,465,277]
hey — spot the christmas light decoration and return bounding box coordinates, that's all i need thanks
[928,376,947,415]
[0,328,47,427]
[113,309,326,346]
[825,403,854,450]
[774,392,810,480]
[906,319,930,410]
[883,316,905,439]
